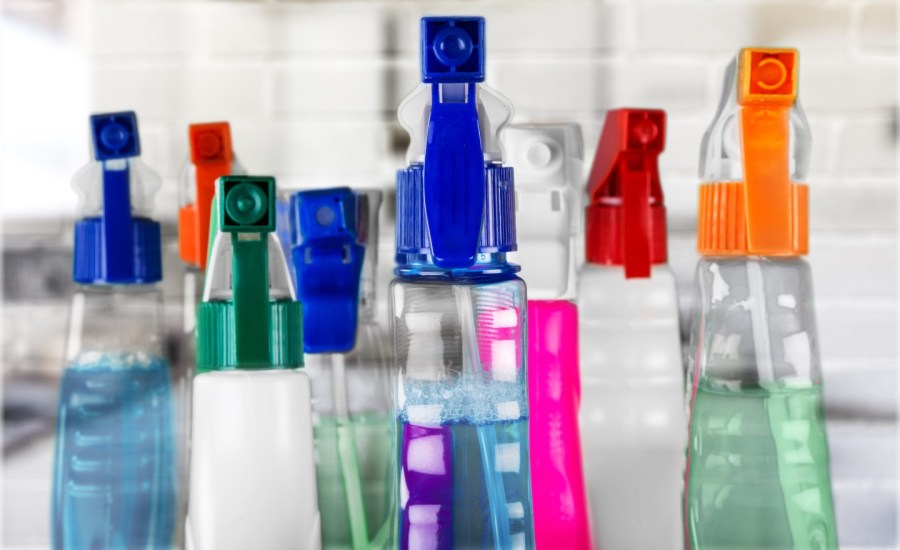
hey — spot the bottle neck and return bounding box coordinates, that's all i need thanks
[395,251,520,282]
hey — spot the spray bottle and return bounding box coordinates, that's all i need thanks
[391,16,534,549]
[186,176,320,549]
[685,48,837,549]
[577,108,684,549]
[290,187,394,549]
[503,124,593,548]
[52,111,176,549]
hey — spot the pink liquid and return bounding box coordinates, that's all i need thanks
[528,300,593,549]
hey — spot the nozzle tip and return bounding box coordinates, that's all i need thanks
[738,48,798,106]
[219,176,276,233]
[90,111,140,161]
[189,122,233,164]
[290,187,357,245]
[421,17,485,83]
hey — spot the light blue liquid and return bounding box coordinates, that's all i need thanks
[52,353,176,549]
[397,379,534,549]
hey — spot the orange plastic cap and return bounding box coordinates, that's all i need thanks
[697,48,808,257]
[179,122,234,270]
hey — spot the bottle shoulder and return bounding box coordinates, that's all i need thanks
[577,264,680,320]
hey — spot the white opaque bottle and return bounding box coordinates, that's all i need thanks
[504,124,583,300]
[577,109,684,550]
[186,176,320,550]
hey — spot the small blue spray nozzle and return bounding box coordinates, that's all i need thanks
[290,188,365,353]
[422,17,484,83]
[90,111,140,160]
[74,111,161,285]
[396,15,517,271]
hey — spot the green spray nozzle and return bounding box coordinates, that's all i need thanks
[219,177,276,366]
[196,175,303,372]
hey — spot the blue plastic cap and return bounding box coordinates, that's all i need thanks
[90,111,140,161]
[74,112,161,285]
[422,17,485,83]
[396,163,516,260]
[290,187,365,354]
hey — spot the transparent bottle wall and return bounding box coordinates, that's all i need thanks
[685,257,837,549]
[390,277,534,549]
[54,285,177,549]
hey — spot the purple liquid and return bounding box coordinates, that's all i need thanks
[398,418,533,549]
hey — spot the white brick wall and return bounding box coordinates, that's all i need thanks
[3,0,897,547]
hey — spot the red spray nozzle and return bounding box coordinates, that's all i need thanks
[585,108,668,278]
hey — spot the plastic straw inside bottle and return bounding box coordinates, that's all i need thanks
[454,285,511,550]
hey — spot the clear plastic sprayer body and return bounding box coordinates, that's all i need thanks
[53,112,176,549]
[291,188,394,549]
[686,49,837,549]
[391,17,534,549]
[391,273,531,549]
[686,258,835,548]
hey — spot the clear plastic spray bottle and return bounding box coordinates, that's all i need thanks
[391,16,535,549]
[290,187,394,549]
[685,48,837,549]
[53,111,176,549]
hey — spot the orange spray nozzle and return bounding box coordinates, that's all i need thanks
[698,48,808,257]
[179,122,234,270]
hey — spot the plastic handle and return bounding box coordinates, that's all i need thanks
[291,188,365,353]
[423,82,486,269]
[187,122,234,270]
[620,154,652,279]
[587,109,666,278]
[737,48,798,254]
[217,176,277,366]
[101,163,135,281]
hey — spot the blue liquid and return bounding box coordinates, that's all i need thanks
[52,353,176,549]
[397,379,534,549]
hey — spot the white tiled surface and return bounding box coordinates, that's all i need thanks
[3,0,898,548]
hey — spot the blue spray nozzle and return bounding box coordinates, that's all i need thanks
[395,16,517,273]
[90,111,140,161]
[290,188,365,353]
[422,17,485,83]
[74,111,161,285]
[422,17,485,268]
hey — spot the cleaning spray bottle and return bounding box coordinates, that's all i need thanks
[391,16,534,549]
[53,111,176,549]
[186,175,320,549]
[290,187,394,549]
[685,47,837,549]
[577,108,684,549]
[503,124,592,549]
[175,121,243,545]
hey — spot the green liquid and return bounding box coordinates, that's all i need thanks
[686,378,838,550]
[315,413,394,550]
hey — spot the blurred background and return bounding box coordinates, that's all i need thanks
[2,0,897,548]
